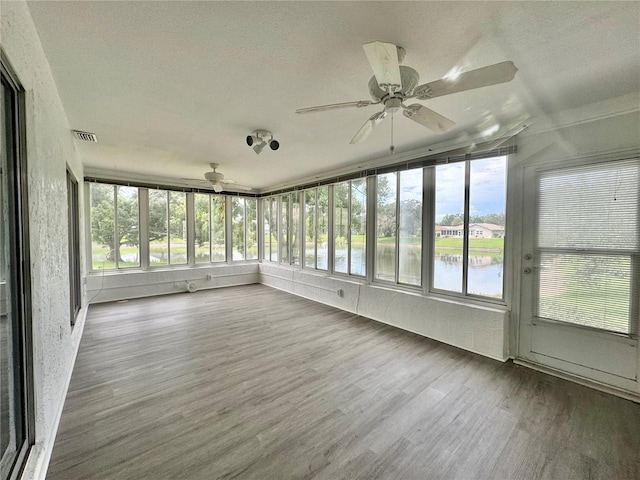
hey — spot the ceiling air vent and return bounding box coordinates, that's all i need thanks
[72,130,98,142]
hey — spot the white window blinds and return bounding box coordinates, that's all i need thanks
[535,158,639,334]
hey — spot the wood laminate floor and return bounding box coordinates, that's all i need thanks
[48,284,640,479]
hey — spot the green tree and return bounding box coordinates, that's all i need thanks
[90,184,139,263]
[439,213,464,226]
[400,198,422,236]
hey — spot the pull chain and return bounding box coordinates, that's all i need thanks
[390,111,395,154]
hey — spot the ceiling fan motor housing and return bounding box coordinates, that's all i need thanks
[369,66,419,101]
[204,171,224,182]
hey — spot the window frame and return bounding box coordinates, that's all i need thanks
[1,48,35,480]
[373,168,424,289]
[66,168,81,324]
[429,156,508,304]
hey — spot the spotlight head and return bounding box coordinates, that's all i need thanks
[269,139,280,151]
[246,135,254,147]
[253,141,267,155]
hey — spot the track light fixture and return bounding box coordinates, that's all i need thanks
[246,129,279,154]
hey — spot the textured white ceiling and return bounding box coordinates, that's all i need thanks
[26,1,640,192]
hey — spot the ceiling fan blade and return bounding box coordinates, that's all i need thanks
[403,104,456,133]
[350,111,387,144]
[296,100,376,114]
[413,61,518,100]
[362,41,402,91]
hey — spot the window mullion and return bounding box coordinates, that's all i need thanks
[186,192,195,266]
[462,160,471,295]
[347,182,352,275]
[395,173,401,284]
[328,185,335,274]
[111,185,120,270]
[423,167,433,295]
[313,189,318,269]
[139,188,149,270]
[166,191,171,265]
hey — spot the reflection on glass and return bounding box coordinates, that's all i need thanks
[232,197,245,260]
[334,182,349,274]
[117,186,139,268]
[168,192,187,265]
[148,189,168,266]
[246,198,258,260]
[211,196,225,262]
[434,163,464,292]
[195,194,210,263]
[467,157,505,298]
[304,190,316,268]
[317,186,329,271]
[350,179,366,276]
[399,169,422,286]
[376,173,397,282]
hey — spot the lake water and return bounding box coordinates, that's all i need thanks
[334,245,503,297]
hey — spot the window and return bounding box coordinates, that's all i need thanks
[1,55,34,480]
[334,179,366,276]
[168,192,187,265]
[375,169,423,286]
[194,193,210,263]
[263,196,279,262]
[276,192,302,266]
[535,158,639,334]
[232,197,257,261]
[246,198,258,260]
[211,196,226,262]
[90,183,140,270]
[433,156,506,299]
[67,169,81,323]
[280,194,289,263]
[195,193,226,264]
[291,193,300,265]
[303,186,329,271]
[396,169,423,287]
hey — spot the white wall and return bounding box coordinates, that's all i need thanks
[260,263,510,361]
[1,1,88,478]
[86,263,259,303]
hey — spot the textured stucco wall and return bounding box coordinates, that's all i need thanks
[1,1,87,477]
[260,263,510,361]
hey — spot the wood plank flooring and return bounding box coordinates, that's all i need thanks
[47,284,640,479]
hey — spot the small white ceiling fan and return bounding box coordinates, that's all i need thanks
[296,41,518,145]
[187,163,252,193]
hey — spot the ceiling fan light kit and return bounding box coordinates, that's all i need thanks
[296,41,518,146]
[246,129,279,154]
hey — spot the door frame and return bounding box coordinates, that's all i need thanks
[516,149,640,394]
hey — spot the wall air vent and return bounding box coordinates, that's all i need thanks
[72,130,98,142]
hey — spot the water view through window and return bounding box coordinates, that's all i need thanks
[434,157,506,298]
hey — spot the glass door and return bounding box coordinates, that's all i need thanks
[1,58,33,480]
[518,156,639,392]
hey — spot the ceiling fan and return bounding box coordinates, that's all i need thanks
[296,41,518,145]
[192,163,252,193]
